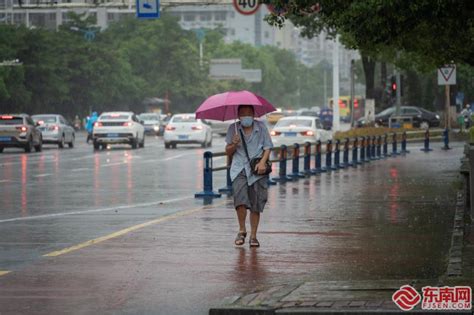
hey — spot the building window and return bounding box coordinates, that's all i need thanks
[214,11,226,21]
[229,28,235,36]
[183,13,195,22]
[200,12,211,21]
[264,31,269,39]
[13,13,25,25]
[229,11,235,18]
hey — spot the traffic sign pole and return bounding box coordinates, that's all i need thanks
[445,85,450,129]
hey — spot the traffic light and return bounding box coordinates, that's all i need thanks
[390,75,397,98]
[354,99,359,109]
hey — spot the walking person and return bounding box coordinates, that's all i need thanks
[225,105,273,247]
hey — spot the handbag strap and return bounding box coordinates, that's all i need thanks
[238,128,251,163]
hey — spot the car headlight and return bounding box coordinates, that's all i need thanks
[153,125,159,131]
[435,115,440,119]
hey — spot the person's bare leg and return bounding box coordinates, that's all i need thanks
[249,211,260,240]
[236,205,247,233]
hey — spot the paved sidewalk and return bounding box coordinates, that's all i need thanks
[210,142,474,315]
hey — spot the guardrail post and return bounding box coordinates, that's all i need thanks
[377,135,382,159]
[383,133,388,158]
[289,143,305,178]
[366,136,372,162]
[391,132,399,156]
[303,142,312,176]
[341,138,349,168]
[442,128,451,150]
[273,145,292,182]
[334,139,341,169]
[350,137,358,167]
[323,140,333,172]
[370,136,376,160]
[420,129,433,152]
[400,131,410,154]
[311,140,323,174]
[218,155,233,194]
[360,136,366,163]
[195,151,222,199]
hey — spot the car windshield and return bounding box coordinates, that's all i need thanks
[276,119,312,127]
[377,107,395,116]
[100,114,130,120]
[172,116,197,123]
[139,114,159,121]
[33,116,57,123]
[0,116,23,125]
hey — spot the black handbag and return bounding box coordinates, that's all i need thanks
[239,129,272,176]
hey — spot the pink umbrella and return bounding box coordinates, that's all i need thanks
[195,90,276,121]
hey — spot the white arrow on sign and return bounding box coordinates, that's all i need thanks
[437,64,456,85]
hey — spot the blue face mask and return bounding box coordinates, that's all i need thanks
[240,116,254,127]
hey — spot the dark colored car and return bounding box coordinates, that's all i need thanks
[319,108,333,130]
[357,106,440,129]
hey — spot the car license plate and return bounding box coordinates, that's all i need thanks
[178,135,189,140]
[284,132,297,137]
[107,133,119,137]
[0,136,11,142]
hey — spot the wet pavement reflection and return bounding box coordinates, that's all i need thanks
[0,134,464,314]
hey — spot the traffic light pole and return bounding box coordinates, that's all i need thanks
[395,72,401,115]
[395,52,401,116]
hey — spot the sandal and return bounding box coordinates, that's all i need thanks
[249,238,260,248]
[234,232,247,246]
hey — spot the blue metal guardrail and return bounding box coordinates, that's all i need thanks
[195,129,443,199]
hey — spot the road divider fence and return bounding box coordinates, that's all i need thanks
[195,129,447,199]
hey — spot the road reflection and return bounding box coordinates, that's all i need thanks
[389,167,399,224]
[21,154,28,216]
[232,247,268,288]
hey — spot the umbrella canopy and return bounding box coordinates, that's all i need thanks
[195,90,276,121]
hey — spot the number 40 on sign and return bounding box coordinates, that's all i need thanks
[233,0,261,15]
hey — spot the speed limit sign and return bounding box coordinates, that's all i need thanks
[233,0,261,15]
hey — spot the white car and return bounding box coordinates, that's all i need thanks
[92,111,145,150]
[270,116,332,147]
[32,114,75,148]
[163,113,212,149]
[138,112,163,136]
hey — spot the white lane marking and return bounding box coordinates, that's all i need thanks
[33,173,52,178]
[0,180,10,183]
[0,196,193,224]
[70,168,89,172]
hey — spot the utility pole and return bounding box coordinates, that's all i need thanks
[350,59,355,127]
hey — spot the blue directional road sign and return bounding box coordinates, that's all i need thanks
[136,0,159,19]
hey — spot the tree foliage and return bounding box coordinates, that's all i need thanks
[0,12,340,118]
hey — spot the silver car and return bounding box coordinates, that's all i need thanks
[32,114,75,148]
[0,114,43,153]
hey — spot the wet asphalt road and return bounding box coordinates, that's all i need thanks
[0,132,465,314]
[0,132,226,270]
